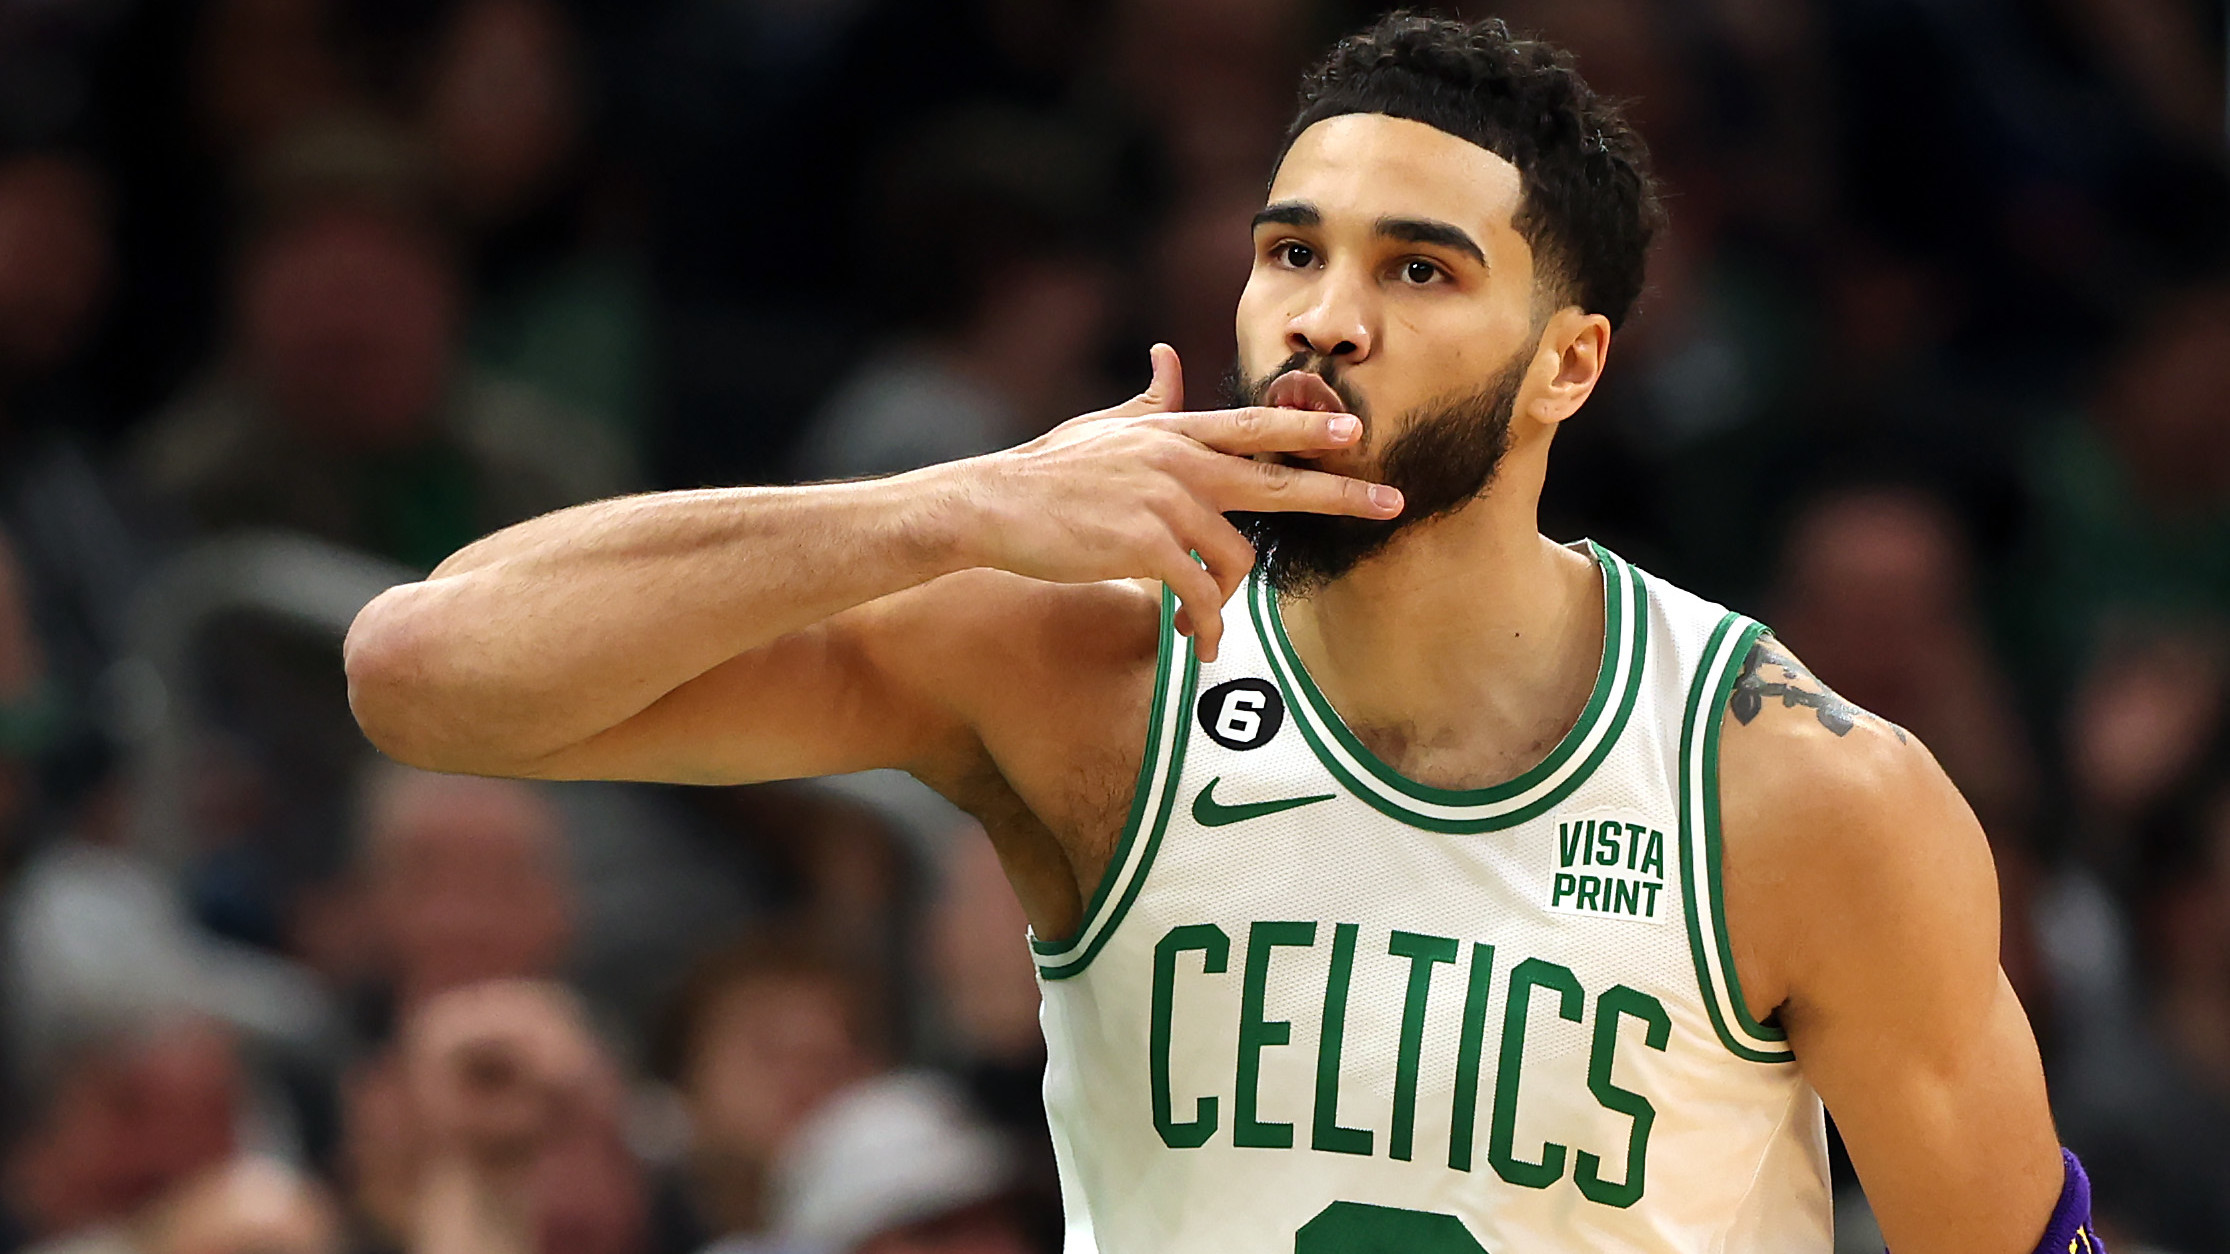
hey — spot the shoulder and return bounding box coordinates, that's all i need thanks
[1719,633,1933,824]
[1712,633,2001,1021]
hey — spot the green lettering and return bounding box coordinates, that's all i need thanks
[1558,821,1585,869]
[1577,875,1602,911]
[1551,872,1576,906]
[1611,878,1640,917]
[1151,924,1230,1149]
[1576,985,1671,1208]
[1312,923,1373,1156]
[1446,942,1496,1171]
[1639,828,1665,879]
[1387,930,1459,1162]
[1489,957,1583,1189]
[1294,1202,1488,1253]
[1597,824,1622,867]
[1235,920,1316,1148]
[1642,882,1662,918]
[1624,823,1648,870]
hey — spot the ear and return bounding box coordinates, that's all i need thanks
[1525,309,1612,427]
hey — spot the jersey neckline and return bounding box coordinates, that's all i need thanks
[1247,540,1650,833]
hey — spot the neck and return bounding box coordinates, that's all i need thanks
[1275,446,1603,789]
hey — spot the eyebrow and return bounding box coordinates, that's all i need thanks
[1252,202,1319,231]
[1375,216,1487,267]
[1250,201,1488,268]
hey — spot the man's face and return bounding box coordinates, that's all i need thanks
[1236,113,1541,464]
[1232,114,1547,590]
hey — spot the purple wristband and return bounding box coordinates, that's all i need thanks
[2034,1148,2104,1254]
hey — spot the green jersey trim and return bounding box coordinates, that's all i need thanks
[1677,613,1795,1063]
[1033,587,1199,980]
[1248,542,1649,834]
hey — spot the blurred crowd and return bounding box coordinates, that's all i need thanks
[0,0,2221,1252]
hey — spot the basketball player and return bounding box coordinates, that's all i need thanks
[345,14,2099,1254]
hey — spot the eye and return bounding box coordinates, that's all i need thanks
[1275,242,1316,269]
[1399,259,1445,285]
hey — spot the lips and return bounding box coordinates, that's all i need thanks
[1264,370,1348,414]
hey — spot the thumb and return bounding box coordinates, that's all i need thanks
[1102,344,1185,420]
[1142,343,1184,412]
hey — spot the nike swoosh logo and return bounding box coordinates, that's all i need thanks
[1191,777,1336,827]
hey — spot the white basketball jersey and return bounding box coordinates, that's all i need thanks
[1033,542,1832,1254]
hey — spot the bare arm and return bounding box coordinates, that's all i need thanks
[347,476,974,776]
[345,346,1400,780]
[1718,639,2061,1254]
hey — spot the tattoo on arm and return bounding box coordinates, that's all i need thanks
[1729,636,1908,743]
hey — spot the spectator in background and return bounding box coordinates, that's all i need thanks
[923,837,1040,1114]
[0,153,111,447]
[2054,780,2230,1250]
[187,0,350,173]
[0,152,149,729]
[1772,489,2041,842]
[767,1074,1027,1254]
[1767,488,2047,1008]
[140,1158,339,1254]
[788,108,1118,482]
[2062,627,2228,889]
[2016,282,2230,713]
[919,837,1054,1253]
[0,714,341,1183]
[362,767,573,1014]
[654,941,880,1254]
[3,1015,246,1254]
[341,981,646,1254]
[1104,0,1305,195]
[131,119,631,572]
[420,0,580,237]
[295,764,573,1038]
[418,0,652,452]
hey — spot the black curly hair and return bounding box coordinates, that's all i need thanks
[1277,11,1663,330]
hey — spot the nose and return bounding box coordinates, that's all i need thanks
[1286,267,1375,363]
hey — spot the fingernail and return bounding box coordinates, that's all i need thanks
[1371,485,1403,511]
[1329,415,1360,441]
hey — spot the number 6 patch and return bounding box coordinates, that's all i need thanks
[1198,678,1286,751]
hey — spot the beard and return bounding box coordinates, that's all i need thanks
[1225,349,1526,596]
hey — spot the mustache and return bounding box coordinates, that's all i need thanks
[1227,349,1525,597]
[1227,351,1371,421]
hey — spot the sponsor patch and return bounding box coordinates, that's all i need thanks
[1549,809,1669,925]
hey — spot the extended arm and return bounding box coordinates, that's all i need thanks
[349,478,977,778]
[1716,640,2064,1254]
[345,347,1399,782]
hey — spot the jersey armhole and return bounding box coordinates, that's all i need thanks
[1033,585,1199,981]
[1677,613,1797,1063]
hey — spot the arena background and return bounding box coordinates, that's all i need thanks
[0,0,2223,1251]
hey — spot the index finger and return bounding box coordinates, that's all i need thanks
[1151,406,1363,456]
[1209,457,1405,520]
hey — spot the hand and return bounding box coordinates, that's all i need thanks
[947,344,1403,661]
[402,980,614,1181]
